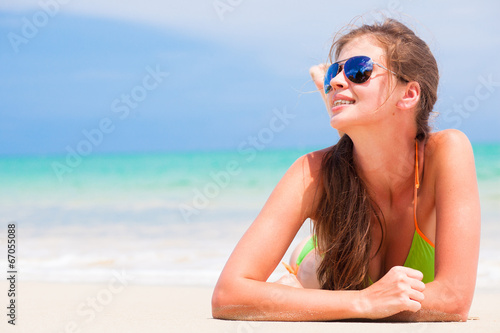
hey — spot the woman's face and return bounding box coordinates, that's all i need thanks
[326,35,400,133]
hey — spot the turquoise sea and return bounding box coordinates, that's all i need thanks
[0,144,499,289]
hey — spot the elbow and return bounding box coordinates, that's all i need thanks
[212,280,253,320]
[458,311,469,322]
[428,279,474,322]
[211,285,225,319]
[451,305,470,322]
[447,289,474,322]
[211,283,234,320]
[439,298,472,322]
[444,308,469,322]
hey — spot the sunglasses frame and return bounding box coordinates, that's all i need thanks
[324,55,398,94]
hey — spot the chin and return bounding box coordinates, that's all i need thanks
[329,116,349,133]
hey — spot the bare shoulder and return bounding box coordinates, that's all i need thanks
[279,147,331,218]
[288,147,330,185]
[428,129,472,147]
[426,129,475,169]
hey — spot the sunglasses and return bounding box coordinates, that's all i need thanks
[323,55,397,94]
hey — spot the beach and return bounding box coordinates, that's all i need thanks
[0,282,499,332]
[0,145,499,331]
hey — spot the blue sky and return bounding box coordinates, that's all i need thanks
[1,0,499,155]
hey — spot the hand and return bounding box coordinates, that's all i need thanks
[309,64,335,119]
[309,64,328,93]
[274,274,304,289]
[359,266,425,319]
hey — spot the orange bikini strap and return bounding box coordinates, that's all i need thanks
[413,139,435,248]
[415,140,420,189]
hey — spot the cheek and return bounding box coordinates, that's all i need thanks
[324,95,335,117]
[358,83,392,109]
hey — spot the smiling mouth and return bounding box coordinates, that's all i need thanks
[332,100,355,107]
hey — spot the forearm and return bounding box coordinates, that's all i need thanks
[212,278,364,321]
[383,309,463,322]
[382,280,470,322]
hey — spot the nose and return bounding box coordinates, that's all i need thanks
[327,70,348,93]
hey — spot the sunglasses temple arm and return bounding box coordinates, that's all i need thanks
[374,62,398,76]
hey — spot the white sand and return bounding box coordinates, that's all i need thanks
[0,281,498,333]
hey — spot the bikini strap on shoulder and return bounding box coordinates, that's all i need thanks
[415,140,420,189]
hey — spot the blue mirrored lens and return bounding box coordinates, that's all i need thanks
[324,63,339,94]
[345,56,373,84]
[323,56,374,94]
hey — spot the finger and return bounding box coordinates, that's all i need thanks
[309,65,327,82]
[410,278,426,293]
[405,298,423,313]
[408,288,425,303]
[401,267,424,281]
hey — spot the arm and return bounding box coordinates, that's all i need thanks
[212,153,361,320]
[309,64,330,112]
[212,153,425,321]
[384,130,481,322]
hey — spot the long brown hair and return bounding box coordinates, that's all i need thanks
[314,19,439,290]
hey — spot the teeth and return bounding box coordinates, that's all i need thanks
[333,99,354,107]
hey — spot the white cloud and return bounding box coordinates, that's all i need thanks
[2,1,499,87]
[2,1,498,52]
[3,1,499,64]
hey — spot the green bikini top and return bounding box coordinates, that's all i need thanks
[406,139,435,284]
[402,230,435,283]
[296,140,435,284]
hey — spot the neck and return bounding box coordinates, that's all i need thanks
[347,127,418,202]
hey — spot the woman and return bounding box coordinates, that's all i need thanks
[211,19,480,322]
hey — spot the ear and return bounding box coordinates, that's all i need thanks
[396,81,420,110]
